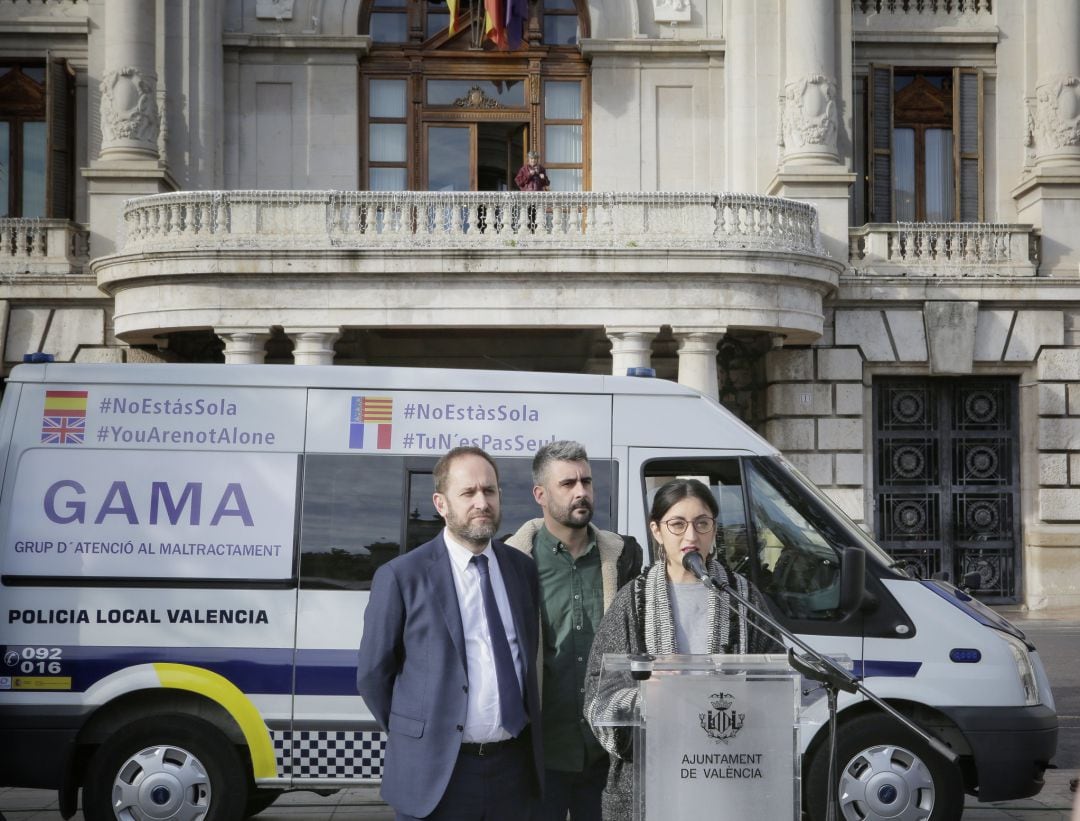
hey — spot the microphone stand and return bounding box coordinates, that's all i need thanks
[681,552,958,821]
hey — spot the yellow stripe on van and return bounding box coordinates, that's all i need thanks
[153,663,277,779]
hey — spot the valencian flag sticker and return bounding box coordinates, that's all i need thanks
[41,390,88,444]
[349,396,393,450]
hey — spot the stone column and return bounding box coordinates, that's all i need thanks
[606,326,657,375]
[85,0,175,258]
[98,0,160,161]
[1033,0,1080,166]
[780,0,839,166]
[673,329,723,401]
[288,329,341,366]
[217,329,271,364]
[769,0,853,263]
[726,0,758,191]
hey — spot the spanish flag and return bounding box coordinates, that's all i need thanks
[484,0,507,50]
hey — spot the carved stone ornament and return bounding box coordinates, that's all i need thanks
[256,0,295,19]
[652,0,692,24]
[454,86,501,109]
[780,74,838,152]
[1034,75,1080,150]
[99,66,159,145]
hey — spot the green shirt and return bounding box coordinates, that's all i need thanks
[534,524,608,772]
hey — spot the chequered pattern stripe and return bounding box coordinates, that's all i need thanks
[270,729,386,779]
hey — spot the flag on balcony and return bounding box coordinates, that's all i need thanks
[447,0,459,34]
[505,0,527,49]
[484,0,507,50]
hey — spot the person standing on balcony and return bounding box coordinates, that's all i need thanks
[515,150,551,191]
[507,441,642,821]
[515,150,550,232]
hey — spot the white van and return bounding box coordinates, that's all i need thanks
[0,363,1057,821]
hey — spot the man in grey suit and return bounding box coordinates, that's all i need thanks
[357,446,543,820]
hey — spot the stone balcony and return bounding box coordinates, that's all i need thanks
[840,222,1080,310]
[0,218,94,295]
[93,190,843,347]
[848,223,1039,278]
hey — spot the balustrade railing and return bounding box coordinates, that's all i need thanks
[849,223,1038,277]
[0,218,90,276]
[118,191,825,256]
[853,0,992,15]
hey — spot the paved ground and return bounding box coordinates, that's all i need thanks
[3,605,1078,820]
[1,773,1076,821]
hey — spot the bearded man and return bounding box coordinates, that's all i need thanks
[507,441,642,821]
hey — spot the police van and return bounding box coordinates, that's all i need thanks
[0,363,1057,821]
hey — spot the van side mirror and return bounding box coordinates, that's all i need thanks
[962,571,982,593]
[839,546,866,614]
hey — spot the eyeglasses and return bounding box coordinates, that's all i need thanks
[658,517,717,536]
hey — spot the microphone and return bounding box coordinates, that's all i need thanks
[681,550,709,582]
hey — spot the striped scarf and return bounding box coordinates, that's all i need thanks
[641,555,751,655]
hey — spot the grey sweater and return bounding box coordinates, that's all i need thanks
[583,559,782,820]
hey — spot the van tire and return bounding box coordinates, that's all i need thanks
[805,712,963,821]
[245,788,281,817]
[82,715,248,821]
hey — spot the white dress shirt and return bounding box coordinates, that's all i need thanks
[444,529,527,743]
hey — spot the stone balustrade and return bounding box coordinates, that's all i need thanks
[848,223,1039,277]
[852,0,992,16]
[0,218,90,277]
[119,190,824,256]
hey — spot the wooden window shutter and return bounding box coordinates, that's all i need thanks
[46,52,73,220]
[954,67,983,222]
[868,63,893,223]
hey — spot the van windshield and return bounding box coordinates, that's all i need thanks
[756,455,896,568]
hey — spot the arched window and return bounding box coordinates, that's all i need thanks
[359,0,590,191]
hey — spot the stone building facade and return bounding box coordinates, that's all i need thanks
[1,0,1078,608]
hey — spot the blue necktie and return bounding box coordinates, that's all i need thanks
[471,553,527,737]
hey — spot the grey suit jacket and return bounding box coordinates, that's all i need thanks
[356,533,543,818]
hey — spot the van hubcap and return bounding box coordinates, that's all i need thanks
[838,744,935,821]
[112,745,211,821]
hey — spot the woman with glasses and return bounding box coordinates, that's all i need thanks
[583,478,781,820]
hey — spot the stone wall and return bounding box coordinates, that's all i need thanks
[764,346,867,526]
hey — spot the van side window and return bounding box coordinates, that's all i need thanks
[299,454,406,589]
[300,455,615,589]
[642,459,749,574]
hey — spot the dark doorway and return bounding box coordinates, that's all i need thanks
[873,377,1021,602]
[479,122,526,191]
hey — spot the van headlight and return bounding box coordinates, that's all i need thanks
[999,632,1040,706]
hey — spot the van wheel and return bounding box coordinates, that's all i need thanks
[805,713,963,821]
[83,715,248,821]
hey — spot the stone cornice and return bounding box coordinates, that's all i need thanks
[1012,166,1080,203]
[579,38,725,57]
[851,29,999,45]
[223,33,372,55]
[836,276,1080,304]
[0,20,89,37]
